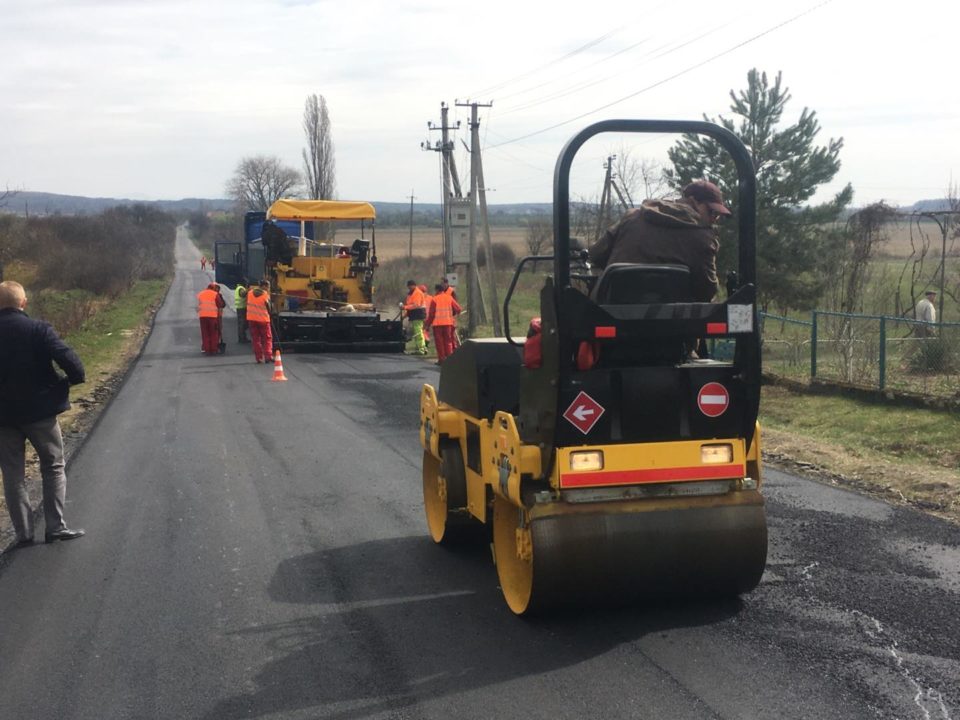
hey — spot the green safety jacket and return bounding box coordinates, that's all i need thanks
[234,285,247,309]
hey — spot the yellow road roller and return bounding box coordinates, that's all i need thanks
[419,119,766,614]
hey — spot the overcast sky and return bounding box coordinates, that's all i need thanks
[2,0,957,208]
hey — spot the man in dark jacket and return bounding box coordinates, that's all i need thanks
[0,281,86,547]
[588,180,731,302]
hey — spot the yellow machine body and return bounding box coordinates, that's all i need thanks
[420,383,766,614]
[274,254,374,311]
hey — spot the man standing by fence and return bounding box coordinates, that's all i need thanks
[915,290,937,337]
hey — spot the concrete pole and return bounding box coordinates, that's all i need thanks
[475,130,502,336]
[408,191,415,259]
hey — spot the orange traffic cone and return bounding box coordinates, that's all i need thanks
[271,349,288,382]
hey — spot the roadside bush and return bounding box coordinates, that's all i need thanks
[29,288,99,336]
[31,205,175,297]
[477,242,516,269]
[907,337,958,374]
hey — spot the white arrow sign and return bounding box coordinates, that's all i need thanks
[572,405,595,421]
[563,391,605,434]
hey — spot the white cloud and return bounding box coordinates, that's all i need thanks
[1,0,958,206]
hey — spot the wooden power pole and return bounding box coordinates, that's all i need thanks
[458,100,500,336]
[407,190,416,259]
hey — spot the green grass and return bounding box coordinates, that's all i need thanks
[760,384,959,469]
[62,278,170,396]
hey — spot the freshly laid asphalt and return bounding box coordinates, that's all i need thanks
[0,227,957,719]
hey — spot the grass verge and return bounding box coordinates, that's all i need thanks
[760,383,959,523]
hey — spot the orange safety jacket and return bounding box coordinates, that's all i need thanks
[197,288,220,319]
[419,286,433,315]
[404,286,427,320]
[246,290,271,323]
[427,291,461,327]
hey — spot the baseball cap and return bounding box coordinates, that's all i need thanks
[925,290,937,296]
[682,180,732,217]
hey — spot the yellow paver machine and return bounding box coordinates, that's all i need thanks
[419,120,767,614]
[217,199,403,352]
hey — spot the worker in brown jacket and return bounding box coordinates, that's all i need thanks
[588,180,731,302]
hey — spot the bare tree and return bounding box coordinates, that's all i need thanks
[226,156,301,211]
[302,94,336,201]
[837,203,896,315]
[613,147,667,203]
[524,216,552,257]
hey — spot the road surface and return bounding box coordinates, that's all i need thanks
[0,226,957,719]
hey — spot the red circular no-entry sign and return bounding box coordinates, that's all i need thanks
[697,382,730,418]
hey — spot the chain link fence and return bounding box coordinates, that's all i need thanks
[761,311,960,399]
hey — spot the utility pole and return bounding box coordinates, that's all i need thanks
[457,100,496,335]
[423,103,463,272]
[596,155,633,243]
[595,156,615,244]
[407,190,416,259]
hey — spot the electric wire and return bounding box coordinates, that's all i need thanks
[486,0,833,150]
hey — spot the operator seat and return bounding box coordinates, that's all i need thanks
[591,263,694,365]
[591,262,692,304]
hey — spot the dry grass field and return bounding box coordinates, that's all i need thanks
[877,219,958,259]
[372,220,956,262]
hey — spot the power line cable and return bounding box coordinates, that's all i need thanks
[487,0,833,150]
[468,26,624,99]
[499,20,737,117]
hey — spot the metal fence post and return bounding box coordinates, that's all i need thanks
[879,316,886,391]
[811,311,818,379]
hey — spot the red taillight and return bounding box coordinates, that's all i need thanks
[706,322,728,335]
[594,326,616,338]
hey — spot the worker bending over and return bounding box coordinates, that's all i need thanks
[197,282,226,355]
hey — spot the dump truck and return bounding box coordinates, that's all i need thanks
[216,199,404,352]
[418,119,767,614]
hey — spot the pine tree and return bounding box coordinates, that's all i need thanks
[665,69,852,311]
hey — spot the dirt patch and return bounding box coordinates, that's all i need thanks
[762,428,960,525]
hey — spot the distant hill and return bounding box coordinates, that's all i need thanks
[907,198,954,213]
[0,192,552,224]
[0,192,235,216]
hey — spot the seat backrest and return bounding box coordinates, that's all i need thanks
[592,263,692,305]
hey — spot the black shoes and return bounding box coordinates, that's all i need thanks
[45,528,86,544]
[13,537,33,549]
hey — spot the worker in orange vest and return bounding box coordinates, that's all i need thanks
[418,284,432,349]
[439,277,457,300]
[426,283,462,363]
[402,280,427,356]
[439,277,460,347]
[196,282,226,355]
[245,280,274,363]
